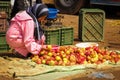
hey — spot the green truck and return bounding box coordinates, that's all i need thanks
[52,0,120,14]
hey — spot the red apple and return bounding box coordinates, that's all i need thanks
[85,51,91,56]
[61,54,66,58]
[69,54,76,62]
[58,60,63,65]
[36,59,42,64]
[39,50,47,55]
[43,55,51,60]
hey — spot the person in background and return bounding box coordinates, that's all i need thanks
[6,3,49,58]
[10,0,42,19]
[30,0,42,6]
[10,0,28,19]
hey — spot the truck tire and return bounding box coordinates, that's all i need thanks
[54,0,85,14]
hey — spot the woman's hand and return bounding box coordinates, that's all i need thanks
[41,34,46,42]
[42,45,47,49]
[40,34,46,45]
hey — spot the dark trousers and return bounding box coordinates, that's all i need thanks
[0,52,32,59]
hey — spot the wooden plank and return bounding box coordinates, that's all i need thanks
[42,0,54,4]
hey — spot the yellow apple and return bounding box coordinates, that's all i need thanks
[48,52,53,57]
[55,56,61,61]
[49,60,55,66]
[47,45,52,50]
[42,59,46,64]
[66,50,70,54]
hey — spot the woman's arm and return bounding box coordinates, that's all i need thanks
[23,20,42,55]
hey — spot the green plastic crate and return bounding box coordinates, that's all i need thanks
[0,32,10,53]
[79,8,105,42]
[60,27,74,45]
[44,28,60,45]
[0,33,6,44]
[0,1,11,19]
[0,44,10,52]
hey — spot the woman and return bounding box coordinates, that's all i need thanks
[6,3,49,58]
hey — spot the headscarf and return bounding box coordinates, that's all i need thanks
[26,3,49,40]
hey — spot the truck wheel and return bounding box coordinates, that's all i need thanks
[54,0,85,14]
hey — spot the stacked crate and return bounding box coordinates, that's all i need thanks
[0,1,11,53]
[0,12,8,32]
[44,27,74,46]
[79,8,105,42]
[44,28,61,45]
[60,27,74,45]
[0,1,11,19]
[0,11,10,53]
[0,32,10,53]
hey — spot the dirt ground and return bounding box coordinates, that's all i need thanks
[59,67,120,80]
[59,13,120,50]
[0,13,120,80]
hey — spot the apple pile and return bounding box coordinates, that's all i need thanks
[31,45,120,66]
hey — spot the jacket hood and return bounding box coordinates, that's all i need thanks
[11,11,32,21]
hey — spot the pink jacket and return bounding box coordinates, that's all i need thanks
[6,11,42,57]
